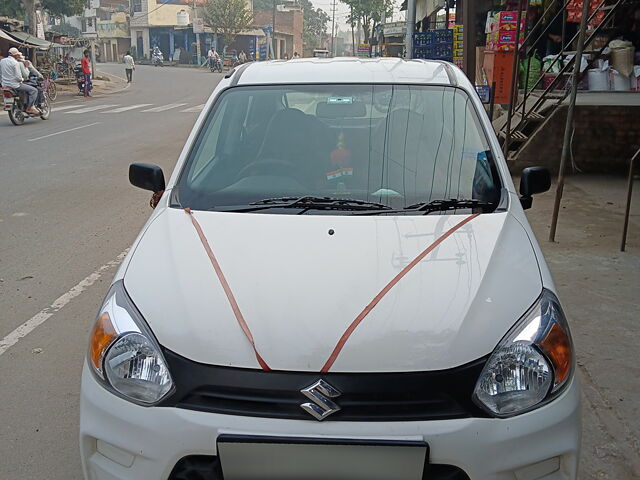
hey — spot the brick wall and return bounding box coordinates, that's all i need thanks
[512,105,640,174]
[253,10,303,56]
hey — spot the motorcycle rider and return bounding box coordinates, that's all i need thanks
[0,47,39,115]
[207,48,221,69]
[152,45,163,65]
[20,57,45,105]
[23,59,44,80]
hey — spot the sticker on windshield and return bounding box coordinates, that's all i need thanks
[372,188,403,198]
[327,96,353,105]
[326,167,353,180]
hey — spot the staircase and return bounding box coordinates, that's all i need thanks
[495,0,633,164]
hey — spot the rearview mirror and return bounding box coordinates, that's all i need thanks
[519,167,551,209]
[129,163,165,192]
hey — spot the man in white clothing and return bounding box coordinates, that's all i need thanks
[0,47,39,114]
[123,51,135,83]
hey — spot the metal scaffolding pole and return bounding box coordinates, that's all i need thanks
[502,0,527,157]
[621,148,639,252]
[549,0,590,242]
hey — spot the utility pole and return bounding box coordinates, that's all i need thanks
[330,0,336,57]
[405,0,415,59]
[90,38,96,77]
[460,0,477,84]
[193,0,201,65]
[272,0,276,58]
[351,5,356,56]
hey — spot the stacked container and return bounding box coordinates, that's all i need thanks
[414,29,454,61]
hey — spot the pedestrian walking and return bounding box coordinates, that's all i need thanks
[81,49,92,97]
[123,51,135,83]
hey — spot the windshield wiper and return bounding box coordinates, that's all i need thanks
[354,198,496,216]
[216,196,393,213]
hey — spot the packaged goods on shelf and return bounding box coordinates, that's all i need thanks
[486,30,524,52]
[566,0,606,25]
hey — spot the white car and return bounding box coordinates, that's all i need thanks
[80,58,581,480]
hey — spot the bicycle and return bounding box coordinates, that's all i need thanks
[42,71,57,101]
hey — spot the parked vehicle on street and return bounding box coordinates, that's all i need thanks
[42,71,57,101]
[2,84,50,126]
[80,58,580,480]
[74,64,92,95]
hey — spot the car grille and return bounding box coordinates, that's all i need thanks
[159,348,488,421]
[168,455,471,480]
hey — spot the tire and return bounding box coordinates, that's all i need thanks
[40,97,50,120]
[46,81,57,101]
[8,105,25,126]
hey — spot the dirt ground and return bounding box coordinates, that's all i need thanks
[52,70,127,99]
[520,173,640,479]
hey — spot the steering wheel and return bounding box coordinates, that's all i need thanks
[235,158,300,181]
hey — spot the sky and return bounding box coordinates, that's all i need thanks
[311,0,405,32]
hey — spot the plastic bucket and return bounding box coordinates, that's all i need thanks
[588,69,609,91]
[610,70,630,91]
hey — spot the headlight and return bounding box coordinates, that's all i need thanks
[88,281,173,405]
[473,289,574,417]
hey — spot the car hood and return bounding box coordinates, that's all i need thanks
[124,207,542,372]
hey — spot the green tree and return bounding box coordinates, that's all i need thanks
[203,0,253,49]
[0,0,25,18]
[252,0,271,11]
[8,0,87,36]
[48,22,81,37]
[42,0,87,17]
[299,0,329,51]
[340,0,393,43]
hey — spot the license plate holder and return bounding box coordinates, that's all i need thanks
[217,434,429,480]
[3,97,13,110]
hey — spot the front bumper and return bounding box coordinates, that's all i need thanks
[80,365,581,480]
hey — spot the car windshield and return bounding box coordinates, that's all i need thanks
[174,84,501,214]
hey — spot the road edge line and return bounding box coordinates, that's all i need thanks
[0,249,128,357]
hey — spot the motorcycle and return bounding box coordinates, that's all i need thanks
[74,64,93,95]
[152,52,164,67]
[209,57,222,73]
[2,81,51,126]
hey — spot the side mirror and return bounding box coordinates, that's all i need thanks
[519,166,551,209]
[129,163,165,192]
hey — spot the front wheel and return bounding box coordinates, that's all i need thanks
[46,81,57,101]
[39,97,50,120]
[8,105,25,126]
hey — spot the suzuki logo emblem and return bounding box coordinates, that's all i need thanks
[300,379,341,421]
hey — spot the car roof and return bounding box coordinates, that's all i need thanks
[236,57,458,87]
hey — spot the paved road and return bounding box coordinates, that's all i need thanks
[0,64,222,479]
[1,63,638,480]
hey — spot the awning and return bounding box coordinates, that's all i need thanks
[0,28,19,44]
[1,29,64,49]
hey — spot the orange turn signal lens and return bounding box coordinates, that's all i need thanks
[539,322,572,385]
[89,313,117,373]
